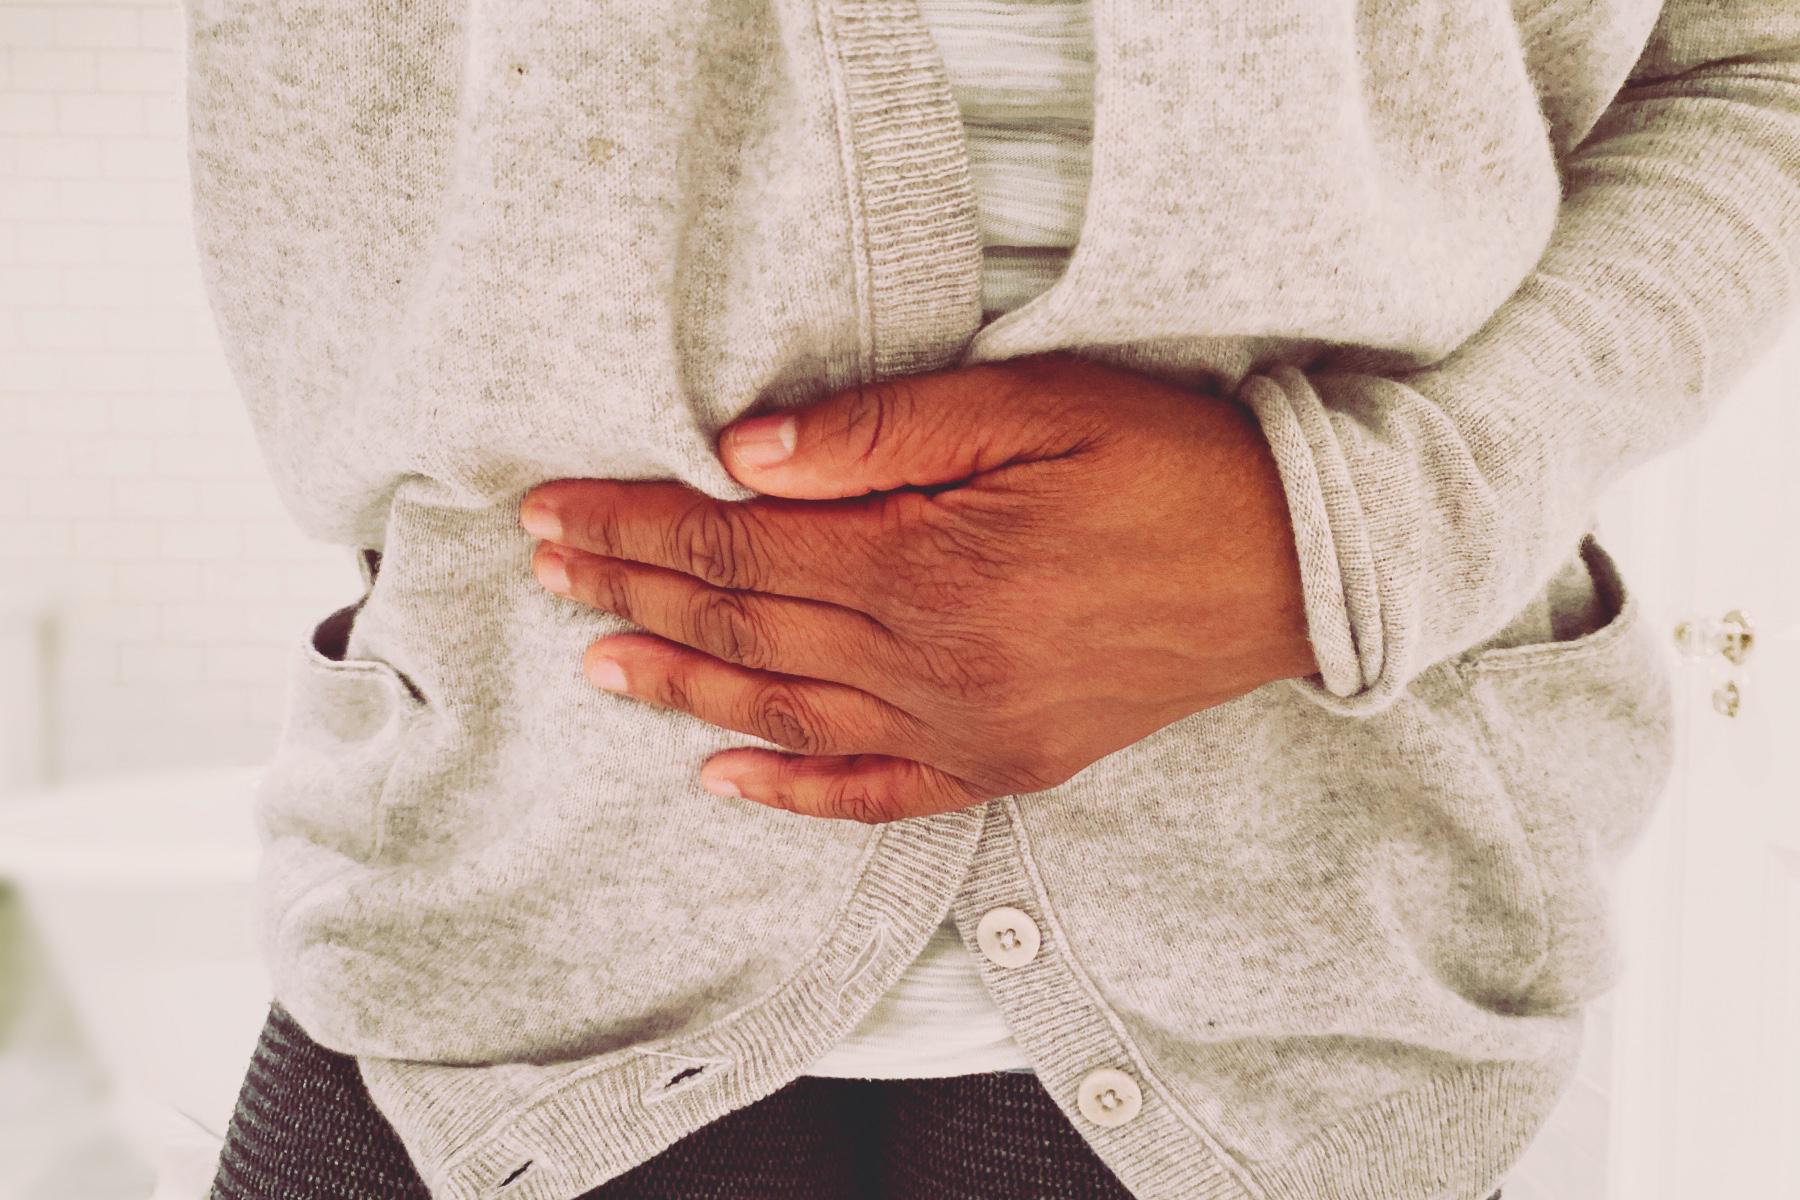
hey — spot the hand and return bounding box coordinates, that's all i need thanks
[519,351,1317,824]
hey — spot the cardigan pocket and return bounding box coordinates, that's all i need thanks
[1452,533,1676,1015]
[254,595,428,864]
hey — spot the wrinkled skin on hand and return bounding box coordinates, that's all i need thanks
[520,351,1317,824]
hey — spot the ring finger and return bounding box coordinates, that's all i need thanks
[535,542,921,705]
[578,632,938,768]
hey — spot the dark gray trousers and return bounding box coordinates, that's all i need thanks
[210,1005,1503,1200]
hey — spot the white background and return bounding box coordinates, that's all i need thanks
[2,3,362,1196]
[0,0,352,788]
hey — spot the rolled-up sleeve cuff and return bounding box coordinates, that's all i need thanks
[1237,364,1395,716]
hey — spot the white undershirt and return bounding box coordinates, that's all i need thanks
[801,0,1095,1081]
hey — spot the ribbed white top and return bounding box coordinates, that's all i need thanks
[801,0,1095,1080]
[942,0,1095,317]
[800,916,1038,1077]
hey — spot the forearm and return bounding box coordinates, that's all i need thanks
[1239,5,1800,714]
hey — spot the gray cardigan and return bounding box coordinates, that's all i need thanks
[182,0,1800,1196]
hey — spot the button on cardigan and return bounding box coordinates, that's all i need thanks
[801,0,1093,1083]
[182,0,1800,1197]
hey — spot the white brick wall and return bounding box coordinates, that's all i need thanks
[1,0,355,785]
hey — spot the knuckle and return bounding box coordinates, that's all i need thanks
[749,682,827,755]
[823,775,898,825]
[658,667,696,715]
[843,378,914,467]
[671,504,760,591]
[578,559,633,622]
[575,496,622,557]
[690,591,765,666]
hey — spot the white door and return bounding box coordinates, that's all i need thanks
[1603,311,1800,1200]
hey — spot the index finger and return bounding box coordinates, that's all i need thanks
[520,478,919,615]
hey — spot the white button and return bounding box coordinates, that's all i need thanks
[976,905,1040,968]
[1077,1067,1142,1127]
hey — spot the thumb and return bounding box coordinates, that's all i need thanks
[717,353,1097,499]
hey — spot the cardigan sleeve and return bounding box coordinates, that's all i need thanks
[1236,1,1800,716]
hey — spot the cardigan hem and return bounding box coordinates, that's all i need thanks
[360,805,987,1199]
[364,798,1577,1200]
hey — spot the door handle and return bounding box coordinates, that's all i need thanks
[1672,609,1754,666]
[1673,609,1755,717]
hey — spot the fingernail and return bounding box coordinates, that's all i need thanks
[533,546,570,594]
[521,498,562,541]
[701,772,742,799]
[726,414,796,468]
[587,655,628,691]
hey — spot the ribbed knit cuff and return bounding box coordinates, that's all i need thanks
[1237,364,1394,715]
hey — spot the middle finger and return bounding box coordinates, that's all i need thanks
[521,479,911,616]
[534,541,921,703]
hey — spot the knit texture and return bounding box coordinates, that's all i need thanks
[211,1005,883,1199]
[212,1005,435,1200]
[802,0,1093,1082]
[803,908,1038,1078]
[215,1004,1283,1200]
[212,1004,1505,1200]
[182,0,1800,1197]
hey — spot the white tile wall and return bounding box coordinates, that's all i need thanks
[1,0,356,785]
